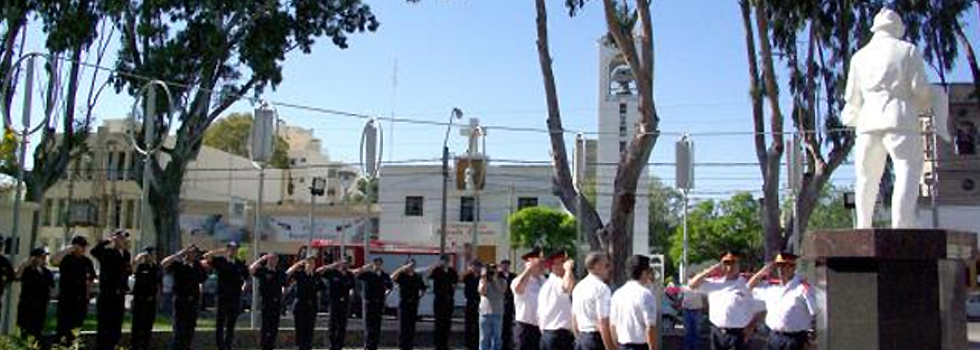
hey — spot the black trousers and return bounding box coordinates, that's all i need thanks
[131,295,158,350]
[17,300,47,342]
[259,300,281,350]
[172,296,200,350]
[294,301,318,350]
[56,297,88,345]
[433,297,455,350]
[711,326,748,350]
[96,292,126,350]
[540,329,574,350]
[465,302,480,350]
[766,331,808,350]
[363,300,385,350]
[502,305,515,350]
[215,296,242,350]
[574,331,604,350]
[329,300,350,350]
[399,301,420,350]
[514,322,541,350]
[619,343,647,350]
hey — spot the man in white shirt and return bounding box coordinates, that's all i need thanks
[571,252,615,350]
[610,255,659,350]
[512,248,546,350]
[747,253,816,350]
[537,251,576,350]
[688,252,763,350]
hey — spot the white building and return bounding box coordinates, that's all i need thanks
[379,164,560,263]
[594,37,650,255]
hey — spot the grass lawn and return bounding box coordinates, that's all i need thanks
[41,306,218,332]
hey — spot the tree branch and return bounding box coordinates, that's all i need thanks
[740,0,768,175]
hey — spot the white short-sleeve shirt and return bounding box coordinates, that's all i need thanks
[610,281,658,344]
[512,275,545,325]
[694,276,760,328]
[572,274,612,333]
[753,275,817,332]
[538,274,573,331]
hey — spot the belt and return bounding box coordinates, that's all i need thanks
[772,330,808,337]
[713,326,744,334]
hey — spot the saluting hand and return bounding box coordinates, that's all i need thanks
[562,259,575,272]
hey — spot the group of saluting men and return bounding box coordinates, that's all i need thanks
[0,226,816,350]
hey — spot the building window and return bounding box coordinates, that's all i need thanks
[619,141,627,153]
[113,199,123,229]
[955,120,977,155]
[518,197,538,210]
[124,200,136,229]
[619,103,627,114]
[619,125,628,137]
[460,196,475,222]
[42,199,53,226]
[57,199,67,227]
[405,196,424,217]
[328,169,338,178]
[327,188,337,197]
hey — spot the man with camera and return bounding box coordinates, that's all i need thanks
[250,253,286,350]
[91,229,133,350]
[162,245,209,350]
[479,262,507,350]
[392,259,426,350]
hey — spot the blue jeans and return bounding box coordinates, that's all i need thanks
[684,309,702,350]
[480,314,503,350]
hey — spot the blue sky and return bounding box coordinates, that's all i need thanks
[14,1,980,199]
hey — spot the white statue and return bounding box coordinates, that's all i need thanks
[843,8,951,229]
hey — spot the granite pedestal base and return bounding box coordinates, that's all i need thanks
[804,229,976,350]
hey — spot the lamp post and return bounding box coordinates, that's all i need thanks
[309,177,326,258]
[440,108,463,256]
[126,80,174,253]
[249,103,277,329]
[360,119,381,263]
[0,52,57,333]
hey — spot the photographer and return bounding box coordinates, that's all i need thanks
[479,262,507,350]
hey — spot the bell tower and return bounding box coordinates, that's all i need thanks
[595,37,650,255]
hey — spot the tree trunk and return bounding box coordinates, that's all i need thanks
[533,0,604,250]
[955,24,980,106]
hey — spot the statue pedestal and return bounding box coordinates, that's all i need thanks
[804,229,976,350]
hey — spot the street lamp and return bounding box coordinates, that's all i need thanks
[308,177,326,259]
[441,108,463,255]
[0,52,58,333]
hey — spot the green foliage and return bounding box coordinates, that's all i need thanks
[668,192,763,270]
[351,177,378,204]
[0,128,18,176]
[203,113,290,169]
[0,334,78,350]
[806,185,855,231]
[508,206,577,253]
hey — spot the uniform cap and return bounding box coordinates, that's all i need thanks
[520,247,543,261]
[30,247,49,257]
[775,252,798,264]
[721,252,740,263]
[71,236,88,247]
[226,241,239,248]
[142,246,156,254]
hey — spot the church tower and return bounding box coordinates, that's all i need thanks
[595,37,650,255]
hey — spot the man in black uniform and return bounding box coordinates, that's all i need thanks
[498,260,515,350]
[51,235,95,345]
[391,259,426,350]
[204,241,249,350]
[250,253,285,350]
[462,260,483,350]
[91,230,133,350]
[428,254,459,350]
[287,256,325,350]
[131,247,162,350]
[16,247,53,342]
[322,258,355,350]
[162,245,208,350]
[0,238,16,317]
[355,257,393,350]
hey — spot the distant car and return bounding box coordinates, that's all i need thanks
[967,293,980,321]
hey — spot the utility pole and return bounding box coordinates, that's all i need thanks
[675,135,694,284]
[440,109,463,255]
